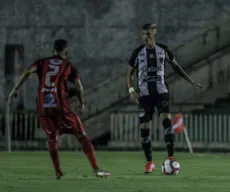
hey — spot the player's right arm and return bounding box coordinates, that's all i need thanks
[127,49,139,104]
[8,60,40,100]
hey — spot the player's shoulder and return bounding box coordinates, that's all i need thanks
[36,56,53,63]
[65,59,75,67]
[34,58,45,64]
[132,44,145,53]
[130,45,145,58]
[64,60,79,71]
[156,42,169,50]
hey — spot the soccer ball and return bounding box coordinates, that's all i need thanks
[162,159,180,175]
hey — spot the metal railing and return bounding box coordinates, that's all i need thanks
[0,112,39,140]
[109,113,230,150]
[1,111,230,151]
[0,112,81,151]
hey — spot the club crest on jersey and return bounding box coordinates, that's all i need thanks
[149,54,154,58]
[159,57,164,63]
[44,94,57,108]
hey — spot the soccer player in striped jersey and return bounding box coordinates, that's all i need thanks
[127,24,204,174]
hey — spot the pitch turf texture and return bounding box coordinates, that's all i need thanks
[0,152,229,192]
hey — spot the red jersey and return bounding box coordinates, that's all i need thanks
[31,55,80,116]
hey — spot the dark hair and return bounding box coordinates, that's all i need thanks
[53,39,68,53]
[142,23,156,30]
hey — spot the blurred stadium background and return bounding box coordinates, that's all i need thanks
[1,0,230,153]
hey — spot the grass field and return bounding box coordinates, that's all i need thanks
[0,151,229,192]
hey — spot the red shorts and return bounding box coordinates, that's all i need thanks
[39,114,85,138]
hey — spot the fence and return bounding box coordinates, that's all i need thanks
[109,113,230,151]
[1,111,230,151]
[0,112,80,151]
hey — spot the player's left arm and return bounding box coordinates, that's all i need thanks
[74,79,84,105]
[68,64,85,112]
[8,65,37,99]
[166,48,204,91]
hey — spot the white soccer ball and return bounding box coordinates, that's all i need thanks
[162,159,180,175]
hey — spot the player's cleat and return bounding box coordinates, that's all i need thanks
[56,171,64,180]
[94,168,110,178]
[168,156,176,161]
[144,161,155,174]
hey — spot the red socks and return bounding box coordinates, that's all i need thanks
[48,134,98,174]
[48,141,62,175]
[79,135,99,169]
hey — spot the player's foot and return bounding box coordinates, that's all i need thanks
[168,156,176,161]
[56,171,64,180]
[144,161,155,174]
[94,168,110,178]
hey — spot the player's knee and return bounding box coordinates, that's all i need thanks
[47,131,58,142]
[140,128,150,143]
[140,122,150,129]
[160,113,171,120]
[162,117,172,129]
[162,118,173,135]
[76,132,87,141]
[139,113,152,126]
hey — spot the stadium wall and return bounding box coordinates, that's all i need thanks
[0,0,230,108]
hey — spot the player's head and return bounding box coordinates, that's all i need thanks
[53,39,68,59]
[142,24,157,48]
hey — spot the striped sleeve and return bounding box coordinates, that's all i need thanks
[165,48,175,62]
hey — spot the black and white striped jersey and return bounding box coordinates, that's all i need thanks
[129,43,175,97]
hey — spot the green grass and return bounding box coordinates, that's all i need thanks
[0,151,229,192]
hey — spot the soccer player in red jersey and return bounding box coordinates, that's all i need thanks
[8,39,110,179]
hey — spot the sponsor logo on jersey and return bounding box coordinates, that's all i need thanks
[142,66,163,73]
[49,59,63,65]
[43,94,57,107]
[142,76,162,82]
[41,87,57,92]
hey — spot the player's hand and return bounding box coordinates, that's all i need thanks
[192,81,205,92]
[78,103,85,113]
[129,90,139,104]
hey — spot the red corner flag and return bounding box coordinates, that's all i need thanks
[172,113,184,134]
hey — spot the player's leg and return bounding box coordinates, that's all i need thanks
[39,116,63,179]
[61,115,110,177]
[155,93,175,160]
[139,96,155,174]
[160,113,175,159]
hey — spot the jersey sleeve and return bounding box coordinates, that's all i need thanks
[129,49,138,68]
[29,59,42,73]
[165,48,176,63]
[68,64,80,83]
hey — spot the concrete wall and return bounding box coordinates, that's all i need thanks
[1,0,230,108]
